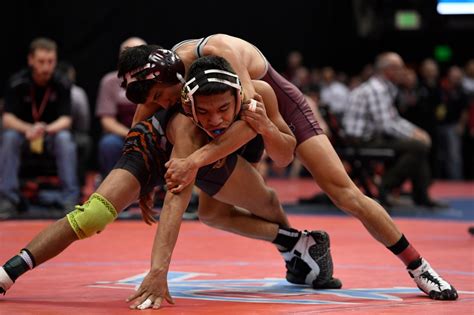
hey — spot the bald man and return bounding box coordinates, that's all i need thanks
[343,52,443,208]
[95,36,147,179]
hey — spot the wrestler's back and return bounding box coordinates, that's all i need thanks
[174,34,267,79]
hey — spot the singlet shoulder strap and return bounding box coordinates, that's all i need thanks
[171,39,198,52]
[171,36,212,58]
[195,35,214,58]
[251,44,269,79]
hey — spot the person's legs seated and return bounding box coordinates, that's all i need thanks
[74,132,93,186]
[0,130,25,218]
[375,138,447,208]
[49,130,80,210]
[98,134,124,178]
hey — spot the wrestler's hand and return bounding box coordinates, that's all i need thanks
[126,268,174,310]
[240,94,272,135]
[138,190,158,225]
[164,158,198,193]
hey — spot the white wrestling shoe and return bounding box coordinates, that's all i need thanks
[408,258,458,300]
[0,267,14,295]
[284,230,342,289]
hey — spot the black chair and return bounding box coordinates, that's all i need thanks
[320,105,395,198]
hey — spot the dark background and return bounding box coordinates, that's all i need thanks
[0,0,473,160]
[1,0,473,104]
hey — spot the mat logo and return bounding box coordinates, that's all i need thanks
[91,271,423,304]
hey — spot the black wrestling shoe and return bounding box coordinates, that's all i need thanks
[284,230,342,289]
[468,226,474,236]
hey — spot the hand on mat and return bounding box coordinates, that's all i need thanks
[240,94,271,135]
[139,191,158,225]
[127,269,174,310]
[165,158,197,193]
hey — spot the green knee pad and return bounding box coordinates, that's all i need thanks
[66,193,118,239]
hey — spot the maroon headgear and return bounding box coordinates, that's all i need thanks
[122,49,185,104]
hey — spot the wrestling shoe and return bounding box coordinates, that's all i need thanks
[284,230,342,289]
[0,267,14,295]
[408,258,458,300]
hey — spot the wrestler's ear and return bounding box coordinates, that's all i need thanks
[180,89,193,116]
[183,103,193,118]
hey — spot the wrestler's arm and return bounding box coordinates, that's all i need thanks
[131,102,162,127]
[127,114,204,309]
[150,113,204,266]
[203,43,255,102]
[175,119,256,166]
[165,84,296,190]
[165,88,296,191]
[241,80,296,167]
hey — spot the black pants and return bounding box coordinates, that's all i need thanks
[362,137,432,204]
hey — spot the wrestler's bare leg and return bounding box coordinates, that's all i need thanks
[24,169,141,266]
[199,156,339,288]
[296,134,402,246]
[210,156,290,231]
[296,134,458,299]
[198,195,280,242]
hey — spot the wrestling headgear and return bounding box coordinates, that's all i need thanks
[181,69,242,138]
[122,49,185,104]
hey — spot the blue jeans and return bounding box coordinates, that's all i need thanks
[98,134,125,178]
[436,124,463,180]
[0,129,80,204]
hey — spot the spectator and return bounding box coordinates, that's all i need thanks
[360,63,374,82]
[95,37,146,179]
[397,68,420,123]
[0,37,80,218]
[320,66,350,118]
[436,66,469,179]
[343,52,445,208]
[282,50,303,82]
[462,59,474,95]
[462,59,474,179]
[291,66,311,91]
[418,58,443,177]
[56,61,92,185]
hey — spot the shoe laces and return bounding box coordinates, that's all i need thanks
[409,259,447,291]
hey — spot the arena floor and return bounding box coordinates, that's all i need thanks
[1,179,473,314]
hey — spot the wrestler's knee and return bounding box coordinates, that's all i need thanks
[198,206,223,228]
[266,188,281,214]
[66,193,118,239]
[257,188,286,221]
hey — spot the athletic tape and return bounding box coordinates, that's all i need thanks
[249,99,257,112]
